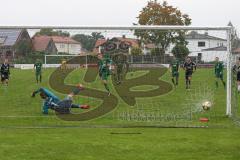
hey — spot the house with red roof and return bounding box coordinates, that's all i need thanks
[51,36,82,55]
[32,35,57,54]
[94,37,139,54]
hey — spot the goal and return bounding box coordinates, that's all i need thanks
[0,25,236,128]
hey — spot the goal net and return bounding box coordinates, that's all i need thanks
[0,25,236,128]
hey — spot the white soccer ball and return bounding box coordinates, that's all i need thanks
[202,101,212,111]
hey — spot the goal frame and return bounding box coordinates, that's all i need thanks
[0,25,233,116]
[44,54,88,67]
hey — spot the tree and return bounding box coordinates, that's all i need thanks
[134,0,191,55]
[131,47,143,55]
[171,44,190,60]
[35,28,70,37]
[91,32,104,40]
[72,32,104,51]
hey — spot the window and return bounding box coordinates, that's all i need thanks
[198,42,206,47]
[60,44,65,48]
[70,44,75,48]
[217,42,223,47]
[197,53,202,62]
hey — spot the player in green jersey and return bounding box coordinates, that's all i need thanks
[214,57,226,89]
[34,59,43,83]
[97,53,112,96]
[170,57,180,87]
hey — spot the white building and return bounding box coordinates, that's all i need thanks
[167,31,227,62]
[51,36,82,55]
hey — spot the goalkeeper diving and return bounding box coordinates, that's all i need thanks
[31,84,90,114]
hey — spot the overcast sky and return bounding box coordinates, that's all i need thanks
[0,0,239,32]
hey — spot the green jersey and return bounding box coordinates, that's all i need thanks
[215,62,224,75]
[171,60,179,73]
[98,58,112,73]
[34,62,42,73]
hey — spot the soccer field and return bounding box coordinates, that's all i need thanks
[0,68,240,160]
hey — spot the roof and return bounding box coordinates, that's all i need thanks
[95,39,107,48]
[202,46,227,51]
[51,36,80,44]
[0,29,22,46]
[145,43,156,49]
[186,31,226,41]
[94,37,139,48]
[115,37,139,47]
[32,35,52,52]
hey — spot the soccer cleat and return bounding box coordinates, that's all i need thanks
[80,105,90,109]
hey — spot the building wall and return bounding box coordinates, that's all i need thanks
[164,39,227,62]
[167,39,227,53]
[55,43,81,55]
[189,51,227,62]
[46,41,58,54]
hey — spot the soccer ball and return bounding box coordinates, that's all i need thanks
[202,101,212,111]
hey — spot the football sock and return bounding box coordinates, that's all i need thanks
[222,80,226,88]
[104,83,110,92]
[172,78,175,85]
[71,104,80,108]
[215,81,219,88]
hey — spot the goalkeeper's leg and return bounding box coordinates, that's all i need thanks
[66,84,90,109]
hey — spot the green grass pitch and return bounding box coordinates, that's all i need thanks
[0,68,239,160]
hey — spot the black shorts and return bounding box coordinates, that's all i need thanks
[54,100,72,114]
[1,73,9,81]
[237,72,240,81]
[185,71,193,79]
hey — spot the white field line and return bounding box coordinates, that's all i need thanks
[0,115,56,118]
